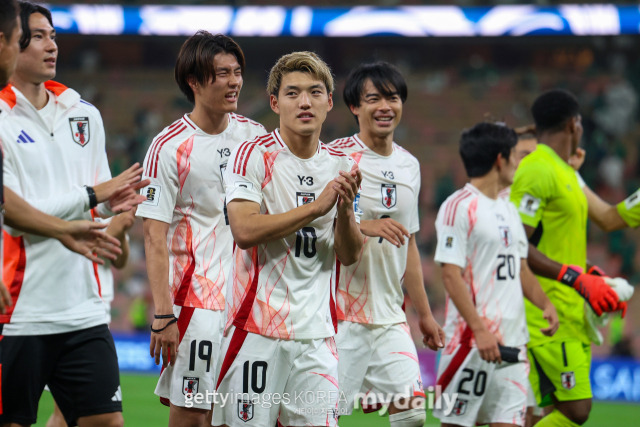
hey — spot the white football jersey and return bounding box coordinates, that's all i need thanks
[137,113,266,311]
[329,135,420,325]
[434,183,529,350]
[224,129,357,340]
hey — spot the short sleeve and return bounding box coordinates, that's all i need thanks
[434,197,469,269]
[510,204,529,259]
[617,188,640,228]
[509,159,554,228]
[224,142,264,205]
[136,142,179,224]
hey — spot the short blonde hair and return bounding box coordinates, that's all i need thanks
[267,51,334,96]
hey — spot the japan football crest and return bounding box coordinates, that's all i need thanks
[499,226,512,248]
[452,398,468,415]
[69,117,90,147]
[183,377,199,395]
[238,399,254,422]
[561,371,576,389]
[297,192,315,207]
[381,184,396,209]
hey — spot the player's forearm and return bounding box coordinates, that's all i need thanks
[112,236,129,269]
[404,235,434,319]
[520,259,552,311]
[4,187,69,237]
[6,184,89,221]
[441,264,487,334]
[228,201,322,249]
[333,208,363,266]
[143,221,173,314]
[584,185,627,231]
[524,236,564,280]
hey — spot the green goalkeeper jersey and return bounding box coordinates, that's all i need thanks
[510,144,590,347]
[617,189,640,228]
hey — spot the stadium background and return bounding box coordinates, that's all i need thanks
[36,1,640,424]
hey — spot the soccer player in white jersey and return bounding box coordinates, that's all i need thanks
[212,51,363,427]
[136,32,266,427]
[328,62,444,427]
[0,2,149,426]
[433,123,558,427]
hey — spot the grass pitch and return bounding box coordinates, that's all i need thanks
[34,373,639,426]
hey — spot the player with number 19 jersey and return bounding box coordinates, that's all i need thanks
[137,113,265,311]
[434,183,530,352]
[224,129,358,340]
[329,134,420,324]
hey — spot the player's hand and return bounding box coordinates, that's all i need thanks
[360,218,409,247]
[558,264,620,316]
[94,163,151,214]
[420,315,445,351]
[57,220,122,264]
[540,301,559,336]
[0,281,12,314]
[150,317,179,367]
[569,147,586,171]
[474,328,502,363]
[334,164,361,214]
[107,209,137,239]
[587,265,606,276]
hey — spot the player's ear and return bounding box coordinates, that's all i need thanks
[349,103,359,117]
[187,76,198,94]
[327,92,333,112]
[270,93,280,114]
[567,116,578,134]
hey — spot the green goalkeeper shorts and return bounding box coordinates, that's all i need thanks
[527,340,592,406]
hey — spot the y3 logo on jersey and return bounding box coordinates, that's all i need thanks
[298,175,314,186]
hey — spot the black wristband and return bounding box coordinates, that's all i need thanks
[154,314,176,319]
[85,185,98,209]
[559,266,581,286]
[150,317,178,333]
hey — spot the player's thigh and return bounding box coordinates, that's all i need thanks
[212,327,289,427]
[279,337,339,427]
[77,412,124,427]
[476,353,528,427]
[156,308,224,410]
[433,346,496,427]
[364,323,424,412]
[48,325,122,426]
[334,321,373,415]
[528,340,592,405]
[0,334,56,426]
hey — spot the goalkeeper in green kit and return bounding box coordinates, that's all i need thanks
[509,89,627,427]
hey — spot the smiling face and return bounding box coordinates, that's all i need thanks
[191,51,243,114]
[14,12,57,85]
[270,71,333,139]
[350,79,402,140]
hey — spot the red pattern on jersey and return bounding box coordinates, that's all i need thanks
[336,240,371,323]
[262,150,283,189]
[176,136,194,194]
[244,250,291,338]
[145,121,185,178]
[171,204,197,306]
[445,190,471,226]
[0,233,26,324]
[325,337,339,360]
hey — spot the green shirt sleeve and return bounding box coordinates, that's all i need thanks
[509,157,555,229]
[617,188,640,228]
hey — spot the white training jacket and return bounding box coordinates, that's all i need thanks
[0,81,111,335]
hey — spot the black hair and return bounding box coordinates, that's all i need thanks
[18,1,53,51]
[531,89,580,134]
[343,61,407,124]
[175,31,245,104]
[0,0,19,41]
[459,122,517,178]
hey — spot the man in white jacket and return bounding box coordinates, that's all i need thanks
[0,2,147,426]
